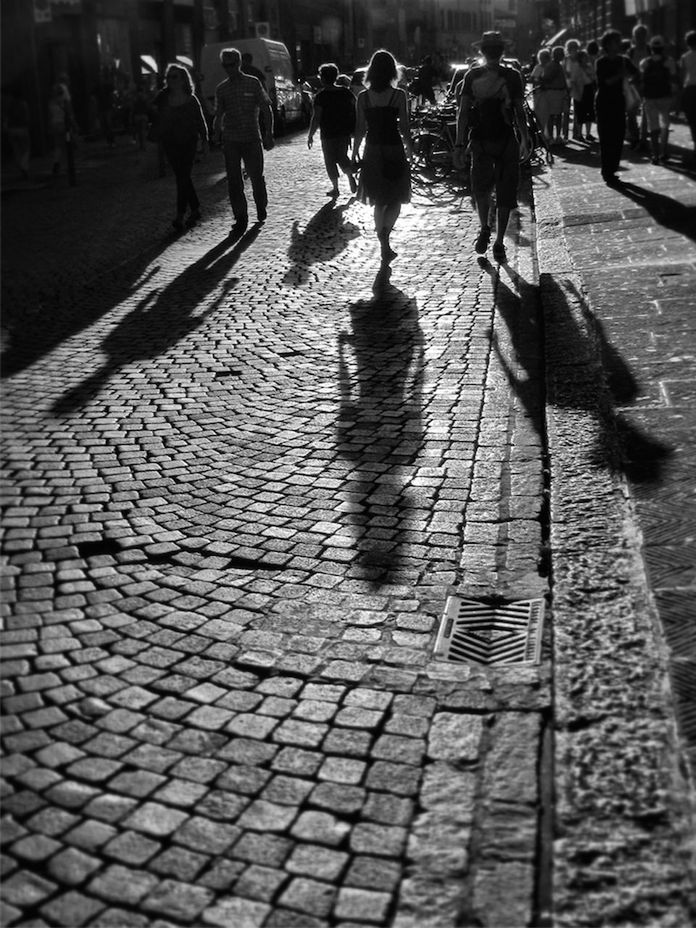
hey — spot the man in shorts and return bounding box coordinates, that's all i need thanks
[453,31,530,263]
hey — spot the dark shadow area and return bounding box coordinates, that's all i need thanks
[618,182,696,244]
[50,225,262,416]
[2,232,175,378]
[480,259,671,484]
[284,200,360,286]
[336,267,425,585]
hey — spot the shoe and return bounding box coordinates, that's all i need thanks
[603,174,623,188]
[377,230,397,264]
[348,174,357,194]
[475,226,491,254]
[585,133,596,142]
[325,188,339,198]
[230,217,248,237]
[492,241,507,263]
[256,208,267,223]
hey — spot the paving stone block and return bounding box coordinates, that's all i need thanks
[217,737,279,766]
[235,863,288,901]
[278,876,337,918]
[88,863,159,905]
[365,762,421,796]
[427,713,483,762]
[103,828,161,865]
[323,728,372,757]
[201,897,271,927]
[1,870,57,907]
[141,878,215,921]
[345,855,402,892]
[123,801,188,836]
[46,846,102,884]
[64,819,118,851]
[40,890,105,927]
[82,793,138,824]
[334,887,393,923]
[150,846,209,881]
[173,816,241,854]
[317,756,367,784]
[291,810,350,847]
[310,782,366,815]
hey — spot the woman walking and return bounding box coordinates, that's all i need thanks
[152,64,208,232]
[352,49,412,264]
[595,30,638,186]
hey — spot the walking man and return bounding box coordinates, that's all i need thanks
[453,31,529,263]
[307,62,357,198]
[213,47,274,235]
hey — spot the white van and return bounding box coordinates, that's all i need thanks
[200,38,308,133]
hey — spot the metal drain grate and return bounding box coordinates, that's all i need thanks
[435,596,545,666]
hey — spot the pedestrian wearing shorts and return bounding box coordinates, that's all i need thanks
[454,31,530,264]
[307,62,357,198]
[213,47,274,236]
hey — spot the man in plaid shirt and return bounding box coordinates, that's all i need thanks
[213,47,274,235]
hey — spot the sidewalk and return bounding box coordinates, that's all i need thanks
[533,121,696,925]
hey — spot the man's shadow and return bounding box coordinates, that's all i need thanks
[50,226,262,416]
[618,181,696,245]
[284,200,360,286]
[336,268,425,584]
[2,235,174,378]
[482,259,671,483]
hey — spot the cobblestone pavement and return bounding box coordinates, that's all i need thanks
[2,136,552,928]
[1,126,694,928]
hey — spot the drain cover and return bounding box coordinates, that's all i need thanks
[435,596,545,666]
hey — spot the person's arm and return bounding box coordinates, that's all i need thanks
[307,100,321,148]
[397,88,412,157]
[453,77,472,167]
[212,87,223,144]
[259,88,274,148]
[352,91,366,163]
[192,94,209,146]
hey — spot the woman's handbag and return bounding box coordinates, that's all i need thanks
[623,78,642,115]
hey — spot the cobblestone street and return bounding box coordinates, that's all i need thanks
[1,127,694,927]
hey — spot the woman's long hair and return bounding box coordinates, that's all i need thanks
[165,63,193,94]
[365,49,398,92]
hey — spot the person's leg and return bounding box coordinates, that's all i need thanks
[492,136,519,262]
[335,135,357,191]
[243,141,268,221]
[165,145,188,228]
[181,142,200,217]
[321,137,340,194]
[375,202,401,262]
[658,101,670,160]
[470,141,494,253]
[223,141,248,223]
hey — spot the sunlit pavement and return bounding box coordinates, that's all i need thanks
[1,126,694,926]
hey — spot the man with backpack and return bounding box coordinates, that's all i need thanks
[639,36,678,164]
[453,31,530,263]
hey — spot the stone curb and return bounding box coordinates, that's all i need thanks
[533,167,696,925]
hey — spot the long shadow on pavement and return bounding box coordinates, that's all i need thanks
[336,266,425,585]
[50,226,261,416]
[617,181,696,244]
[284,200,360,286]
[484,260,672,483]
[1,229,179,379]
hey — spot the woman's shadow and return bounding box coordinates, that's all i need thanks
[284,199,360,286]
[51,226,262,416]
[336,268,425,584]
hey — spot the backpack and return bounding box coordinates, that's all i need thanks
[641,57,672,98]
[468,69,513,141]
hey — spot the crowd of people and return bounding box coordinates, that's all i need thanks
[3,23,695,266]
[529,26,696,183]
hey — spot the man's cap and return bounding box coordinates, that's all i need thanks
[480,31,506,50]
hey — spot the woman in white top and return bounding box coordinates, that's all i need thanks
[680,30,696,163]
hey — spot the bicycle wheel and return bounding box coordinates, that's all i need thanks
[424,132,453,178]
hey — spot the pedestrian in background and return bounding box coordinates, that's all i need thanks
[47,81,76,175]
[563,39,582,139]
[546,46,569,144]
[131,83,150,151]
[241,52,267,88]
[595,29,639,186]
[628,23,651,149]
[640,36,678,164]
[573,50,596,141]
[307,62,357,198]
[3,88,31,179]
[352,48,412,265]
[454,31,530,264]
[213,47,274,237]
[152,64,208,233]
[531,48,552,141]
[680,30,696,165]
